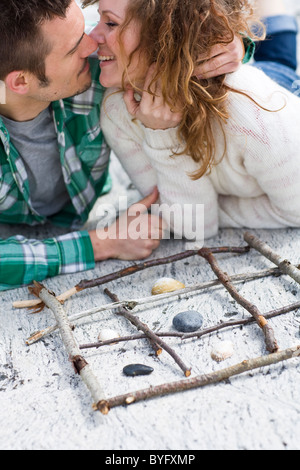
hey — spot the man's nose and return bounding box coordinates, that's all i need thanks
[82,32,99,56]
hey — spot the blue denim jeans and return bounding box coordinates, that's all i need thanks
[252,15,300,95]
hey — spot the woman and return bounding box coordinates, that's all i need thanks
[88,0,300,242]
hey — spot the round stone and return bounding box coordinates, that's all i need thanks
[172,310,204,332]
[123,364,154,377]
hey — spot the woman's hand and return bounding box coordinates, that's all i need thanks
[123,65,182,130]
[194,34,245,79]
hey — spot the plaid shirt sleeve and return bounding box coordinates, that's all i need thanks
[0,230,95,291]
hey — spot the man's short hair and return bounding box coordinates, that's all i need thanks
[0,0,72,84]
[82,0,97,7]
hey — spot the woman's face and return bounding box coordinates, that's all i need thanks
[90,0,146,88]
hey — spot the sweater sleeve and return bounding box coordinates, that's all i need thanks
[217,66,300,229]
[101,91,219,243]
[0,230,95,291]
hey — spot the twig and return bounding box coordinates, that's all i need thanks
[79,300,300,350]
[104,288,191,377]
[244,232,300,284]
[14,245,250,311]
[97,345,300,414]
[13,287,79,312]
[25,266,283,346]
[77,246,249,290]
[28,282,106,409]
[198,248,279,353]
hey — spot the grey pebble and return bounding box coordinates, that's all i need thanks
[123,364,154,377]
[172,310,204,332]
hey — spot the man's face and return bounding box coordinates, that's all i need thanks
[29,0,98,102]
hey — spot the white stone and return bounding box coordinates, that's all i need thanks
[97,328,120,343]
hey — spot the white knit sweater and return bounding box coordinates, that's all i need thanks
[101,65,300,241]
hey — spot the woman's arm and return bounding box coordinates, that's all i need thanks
[217,67,300,229]
[101,91,219,242]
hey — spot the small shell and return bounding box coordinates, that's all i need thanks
[211,340,234,362]
[151,277,185,295]
[97,328,120,344]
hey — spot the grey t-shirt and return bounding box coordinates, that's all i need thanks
[1,106,70,217]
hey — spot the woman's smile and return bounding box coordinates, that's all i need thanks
[98,54,117,68]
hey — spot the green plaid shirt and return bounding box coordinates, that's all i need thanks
[0,57,111,291]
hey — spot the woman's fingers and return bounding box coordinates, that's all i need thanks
[123,86,140,116]
[124,63,182,129]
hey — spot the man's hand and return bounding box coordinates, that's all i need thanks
[194,35,245,79]
[89,188,163,261]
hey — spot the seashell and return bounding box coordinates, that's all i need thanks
[151,277,185,295]
[172,310,204,333]
[211,340,234,362]
[123,364,154,377]
[97,328,120,344]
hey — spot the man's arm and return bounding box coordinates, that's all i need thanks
[0,190,162,291]
[0,231,94,291]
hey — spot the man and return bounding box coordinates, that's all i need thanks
[0,0,249,291]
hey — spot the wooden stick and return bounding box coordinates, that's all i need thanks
[97,345,300,414]
[78,300,300,350]
[104,288,191,377]
[14,245,250,310]
[198,248,279,353]
[28,282,106,409]
[244,232,300,284]
[13,287,78,311]
[25,266,283,346]
[76,246,249,290]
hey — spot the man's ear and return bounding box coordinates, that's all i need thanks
[5,71,30,95]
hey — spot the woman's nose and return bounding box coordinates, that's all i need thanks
[89,23,105,44]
